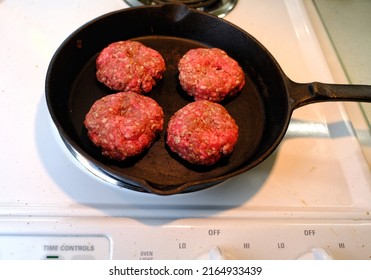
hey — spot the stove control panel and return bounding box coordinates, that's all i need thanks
[1,218,370,259]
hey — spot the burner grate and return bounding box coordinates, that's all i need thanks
[124,0,237,17]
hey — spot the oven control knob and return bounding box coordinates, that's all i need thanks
[297,247,333,260]
[196,246,232,260]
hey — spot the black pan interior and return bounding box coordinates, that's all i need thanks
[46,4,290,194]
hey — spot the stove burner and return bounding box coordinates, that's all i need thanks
[124,0,237,17]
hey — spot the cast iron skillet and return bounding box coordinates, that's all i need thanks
[45,4,371,195]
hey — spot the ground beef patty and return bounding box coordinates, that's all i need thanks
[166,100,238,165]
[96,41,166,93]
[178,48,245,102]
[84,91,164,161]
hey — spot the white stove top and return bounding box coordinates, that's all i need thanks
[0,0,370,259]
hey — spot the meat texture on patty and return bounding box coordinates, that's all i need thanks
[178,48,245,102]
[166,100,239,165]
[96,40,166,94]
[84,91,164,161]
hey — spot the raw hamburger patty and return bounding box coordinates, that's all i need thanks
[166,100,239,165]
[178,48,245,102]
[96,41,166,93]
[84,91,164,161]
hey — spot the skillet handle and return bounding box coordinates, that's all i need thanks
[288,81,371,110]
